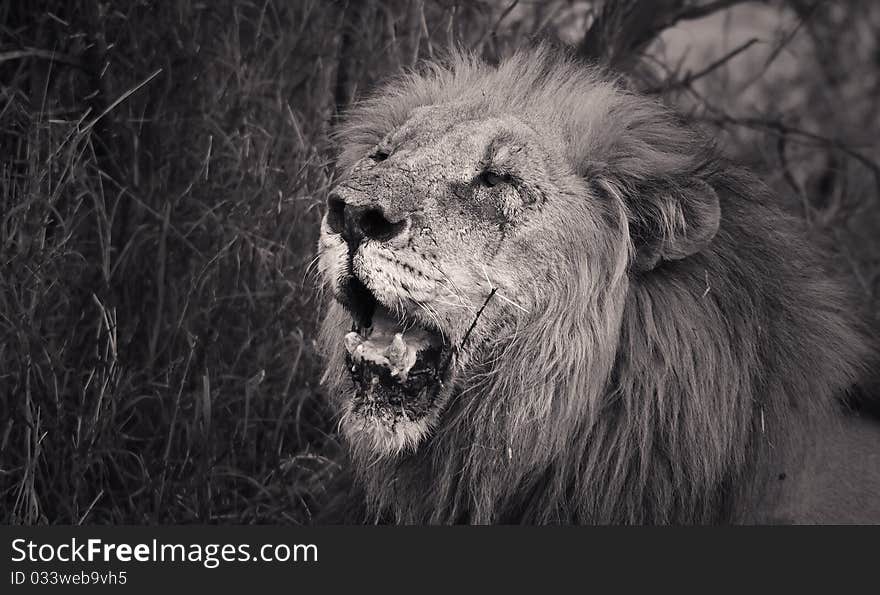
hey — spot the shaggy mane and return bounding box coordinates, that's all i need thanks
[321,47,873,524]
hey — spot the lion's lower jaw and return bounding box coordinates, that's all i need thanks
[339,389,449,457]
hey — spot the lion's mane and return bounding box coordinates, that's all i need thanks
[320,48,873,524]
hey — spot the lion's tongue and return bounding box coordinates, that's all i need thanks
[344,312,437,381]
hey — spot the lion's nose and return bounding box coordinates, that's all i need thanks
[341,204,407,246]
[351,206,407,241]
[326,190,409,246]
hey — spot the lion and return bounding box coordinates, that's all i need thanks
[315,47,880,524]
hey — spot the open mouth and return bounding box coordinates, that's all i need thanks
[338,276,452,421]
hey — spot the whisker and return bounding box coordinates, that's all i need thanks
[303,252,323,282]
[481,262,529,313]
[494,291,530,313]
[428,260,467,304]
[433,298,477,311]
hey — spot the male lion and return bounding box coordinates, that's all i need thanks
[316,48,880,524]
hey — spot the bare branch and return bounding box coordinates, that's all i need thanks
[735,5,815,95]
[472,0,520,54]
[646,37,760,93]
[775,134,811,223]
[672,0,758,23]
[700,114,880,194]
[578,0,756,71]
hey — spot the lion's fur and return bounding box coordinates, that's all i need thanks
[318,47,876,524]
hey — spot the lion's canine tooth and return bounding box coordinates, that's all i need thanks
[402,347,418,377]
[345,331,363,355]
[386,333,407,365]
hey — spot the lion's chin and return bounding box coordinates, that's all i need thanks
[336,276,454,456]
[339,378,453,457]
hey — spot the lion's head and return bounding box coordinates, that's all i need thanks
[316,48,870,523]
[318,50,717,454]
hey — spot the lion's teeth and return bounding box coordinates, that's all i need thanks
[386,333,407,365]
[400,346,418,377]
[344,332,363,355]
[390,339,418,380]
[345,326,427,381]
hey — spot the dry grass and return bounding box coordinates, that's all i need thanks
[1,0,877,525]
[0,0,345,524]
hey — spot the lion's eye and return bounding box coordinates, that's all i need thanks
[370,149,390,162]
[479,171,510,188]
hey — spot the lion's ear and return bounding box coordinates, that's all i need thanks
[627,179,721,271]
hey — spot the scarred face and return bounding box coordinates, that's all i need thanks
[317,104,592,455]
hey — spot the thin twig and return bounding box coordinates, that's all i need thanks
[459,288,497,354]
[646,37,760,93]
[672,0,754,23]
[736,10,812,95]
[702,115,880,193]
[472,0,520,53]
[435,288,497,392]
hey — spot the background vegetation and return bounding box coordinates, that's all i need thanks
[1,0,878,524]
